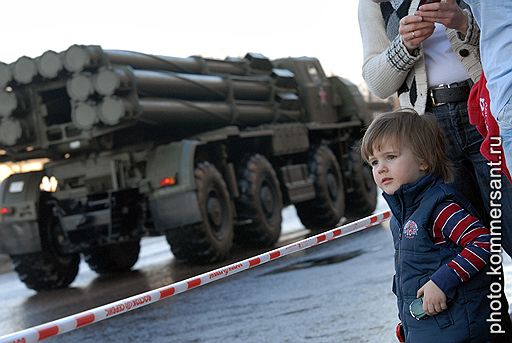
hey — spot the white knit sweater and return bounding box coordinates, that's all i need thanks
[358,0,482,114]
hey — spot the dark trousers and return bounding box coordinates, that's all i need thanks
[427,101,512,258]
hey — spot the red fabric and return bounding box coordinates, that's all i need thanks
[467,72,512,182]
[395,322,405,342]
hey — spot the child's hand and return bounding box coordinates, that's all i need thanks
[417,280,447,316]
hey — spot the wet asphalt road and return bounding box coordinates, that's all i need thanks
[0,208,399,343]
[1,201,512,342]
[50,223,398,343]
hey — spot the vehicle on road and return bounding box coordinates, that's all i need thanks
[0,45,377,290]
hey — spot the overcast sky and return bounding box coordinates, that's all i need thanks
[1,0,364,85]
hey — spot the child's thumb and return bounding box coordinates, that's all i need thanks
[416,286,424,298]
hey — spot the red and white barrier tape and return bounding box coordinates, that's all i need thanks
[0,210,391,343]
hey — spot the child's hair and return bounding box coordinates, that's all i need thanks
[360,108,453,182]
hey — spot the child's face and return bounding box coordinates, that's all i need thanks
[368,141,427,195]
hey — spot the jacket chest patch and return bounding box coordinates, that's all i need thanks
[403,220,419,239]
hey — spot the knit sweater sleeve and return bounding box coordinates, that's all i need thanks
[446,9,480,47]
[445,9,482,81]
[358,0,420,99]
[429,201,491,300]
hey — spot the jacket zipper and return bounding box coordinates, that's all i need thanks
[397,195,406,332]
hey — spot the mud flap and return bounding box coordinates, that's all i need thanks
[0,171,44,254]
[146,140,202,231]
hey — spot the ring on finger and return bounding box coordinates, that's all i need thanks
[411,31,416,39]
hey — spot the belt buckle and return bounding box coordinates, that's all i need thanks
[429,83,448,107]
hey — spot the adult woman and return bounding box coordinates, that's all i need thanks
[358,0,512,256]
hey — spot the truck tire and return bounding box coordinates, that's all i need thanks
[344,148,377,220]
[83,240,141,274]
[11,205,80,291]
[295,146,345,231]
[235,154,283,246]
[166,162,234,263]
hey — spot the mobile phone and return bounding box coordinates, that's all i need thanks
[418,0,441,7]
[409,297,428,320]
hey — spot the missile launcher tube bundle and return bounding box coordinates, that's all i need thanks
[71,94,301,130]
[91,96,302,128]
[0,44,272,86]
[63,45,271,76]
[104,50,251,75]
[71,65,300,133]
[92,67,274,101]
[0,44,304,158]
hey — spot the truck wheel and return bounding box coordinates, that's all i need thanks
[83,240,141,274]
[166,162,234,263]
[345,148,377,220]
[11,206,80,291]
[295,146,345,231]
[235,154,283,246]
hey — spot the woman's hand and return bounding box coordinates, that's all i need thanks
[417,280,448,316]
[415,0,468,35]
[399,15,435,52]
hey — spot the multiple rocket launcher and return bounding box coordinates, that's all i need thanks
[0,45,302,161]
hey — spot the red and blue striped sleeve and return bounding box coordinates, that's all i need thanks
[429,201,490,298]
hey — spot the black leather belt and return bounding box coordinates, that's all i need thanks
[428,79,473,107]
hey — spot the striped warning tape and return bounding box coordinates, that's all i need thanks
[0,210,391,343]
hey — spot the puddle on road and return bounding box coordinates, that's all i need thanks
[261,249,364,276]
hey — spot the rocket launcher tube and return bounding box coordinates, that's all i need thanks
[37,50,63,79]
[0,92,18,117]
[106,51,272,75]
[132,70,272,101]
[0,62,12,89]
[105,50,250,76]
[97,97,133,126]
[63,45,269,76]
[93,68,125,96]
[107,50,204,74]
[93,67,273,101]
[63,45,105,73]
[61,45,250,76]
[0,118,22,146]
[67,73,94,101]
[137,98,300,127]
[71,102,98,130]
[96,96,301,128]
[12,56,38,84]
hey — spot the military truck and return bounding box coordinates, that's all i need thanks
[0,45,376,291]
